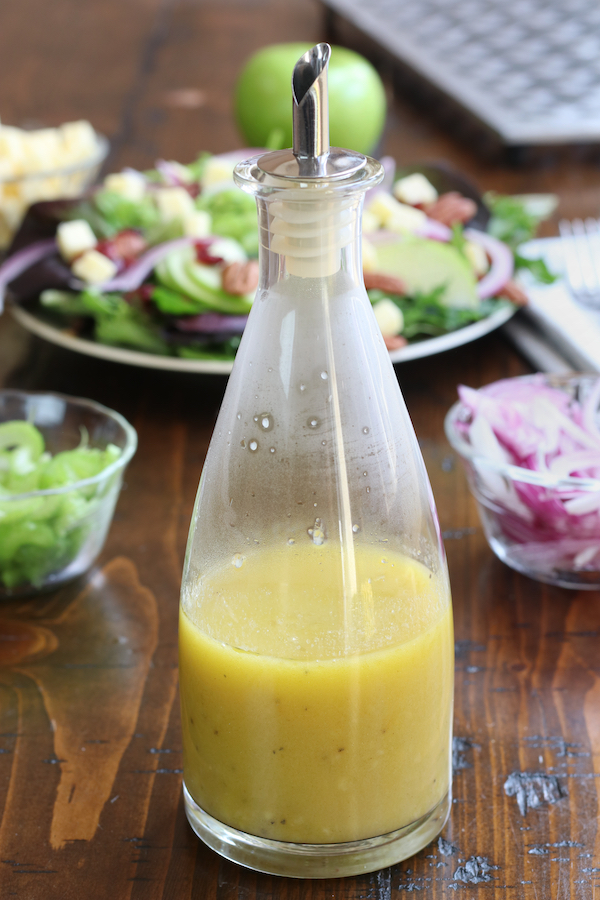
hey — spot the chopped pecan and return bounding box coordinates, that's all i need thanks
[221,260,259,296]
[384,334,408,351]
[363,271,407,295]
[500,279,528,306]
[424,192,477,226]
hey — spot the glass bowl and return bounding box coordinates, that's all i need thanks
[445,373,600,590]
[0,390,137,597]
[0,129,109,249]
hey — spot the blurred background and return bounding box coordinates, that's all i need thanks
[2,0,599,226]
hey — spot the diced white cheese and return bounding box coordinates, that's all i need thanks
[183,209,212,238]
[362,236,378,272]
[71,249,118,284]
[464,240,489,276]
[393,173,438,206]
[103,170,147,202]
[154,186,196,222]
[366,191,427,233]
[372,298,404,336]
[209,237,247,264]
[56,219,97,262]
[361,210,380,234]
[59,120,99,159]
[0,118,102,249]
[201,156,235,189]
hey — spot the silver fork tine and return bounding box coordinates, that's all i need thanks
[584,218,600,296]
[559,218,584,294]
[559,217,600,307]
[575,218,599,295]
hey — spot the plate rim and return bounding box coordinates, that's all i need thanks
[10,299,516,374]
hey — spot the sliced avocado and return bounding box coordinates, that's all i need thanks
[151,286,206,316]
[155,247,253,315]
[185,260,253,315]
[374,238,479,309]
[157,248,213,309]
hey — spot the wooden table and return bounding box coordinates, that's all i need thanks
[0,2,599,897]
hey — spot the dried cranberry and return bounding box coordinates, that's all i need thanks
[96,230,148,267]
[195,240,223,266]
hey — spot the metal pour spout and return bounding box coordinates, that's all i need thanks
[292,43,331,177]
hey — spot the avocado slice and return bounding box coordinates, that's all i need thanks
[373,237,479,309]
[155,247,253,315]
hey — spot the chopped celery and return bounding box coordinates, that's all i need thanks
[0,422,122,591]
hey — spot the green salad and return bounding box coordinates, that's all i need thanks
[2,153,556,362]
[0,420,120,589]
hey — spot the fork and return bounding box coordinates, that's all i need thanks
[558,217,600,307]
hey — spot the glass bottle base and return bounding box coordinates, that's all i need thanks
[183,783,451,878]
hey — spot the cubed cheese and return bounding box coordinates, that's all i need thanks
[103,170,147,202]
[393,173,438,206]
[362,236,378,272]
[361,210,380,234]
[0,118,101,249]
[366,192,427,233]
[71,249,118,284]
[372,298,404,336]
[154,186,196,222]
[59,120,98,158]
[56,219,97,262]
[200,156,235,189]
[183,210,212,238]
[464,240,489,276]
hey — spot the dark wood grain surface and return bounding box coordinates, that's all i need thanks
[0,2,599,897]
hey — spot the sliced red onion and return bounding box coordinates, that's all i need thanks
[416,219,453,241]
[155,159,191,187]
[98,236,200,293]
[0,238,57,313]
[367,220,452,244]
[174,312,248,334]
[455,376,600,566]
[548,450,600,479]
[582,377,600,442]
[464,228,514,299]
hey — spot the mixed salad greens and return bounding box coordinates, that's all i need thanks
[0,420,121,589]
[0,152,556,363]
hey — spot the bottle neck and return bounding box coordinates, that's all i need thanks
[255,190,365,291]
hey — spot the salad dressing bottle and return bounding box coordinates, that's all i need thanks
[179,43,454,878]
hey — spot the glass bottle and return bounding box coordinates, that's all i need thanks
[179,43,454,878]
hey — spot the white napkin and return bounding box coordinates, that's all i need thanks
[515,237,600,373]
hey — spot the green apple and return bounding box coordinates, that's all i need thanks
[234,43,387,155]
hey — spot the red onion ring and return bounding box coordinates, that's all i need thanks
[0,238,57,313]
[98,236,200,293]
[175,313,248,334]
[464,228,514,299]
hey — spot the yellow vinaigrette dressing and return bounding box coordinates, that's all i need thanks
[179,544,453,845]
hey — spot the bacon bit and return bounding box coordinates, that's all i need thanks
[96,230,148,266]
[500,279,529,306]
[363,271,407,295]
[222,260,259,296]
[384,334,408,351]
[424,192,477,226]
[195,240,223,265]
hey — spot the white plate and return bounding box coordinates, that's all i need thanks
[10,300,516,374]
